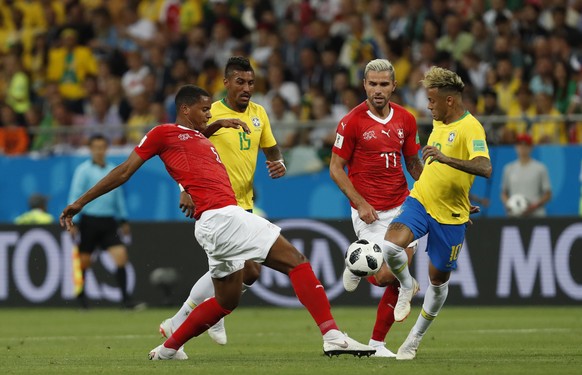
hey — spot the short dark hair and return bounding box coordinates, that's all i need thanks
[225,56,253,78]
[175,85,210,108]
[88,134,108,145]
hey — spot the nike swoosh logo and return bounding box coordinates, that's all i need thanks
[336,341,349,348]
[387,304,395,309]
[316,285,324,289]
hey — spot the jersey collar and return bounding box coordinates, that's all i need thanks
[366,105,394,124]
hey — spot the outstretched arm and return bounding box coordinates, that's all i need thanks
[263,144,286,179]
[60,151,145,230]
[202,118,250,137]
[329,153,378,224]
[422,145,492,178]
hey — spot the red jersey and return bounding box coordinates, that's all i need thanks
[134,124,237,219]
[332,102,420,211]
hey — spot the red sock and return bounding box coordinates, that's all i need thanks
[289,262,339,335]
[367,275,380,287]
[371,283,398,342]
[164,297,231,350]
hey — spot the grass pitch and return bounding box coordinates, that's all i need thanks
[1,306,580,375]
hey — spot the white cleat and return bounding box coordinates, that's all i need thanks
[394,278,420,322]
[323,333,376,357]
[158,319,189,359]
[369,339,397,358]
[208,318,227,345]
[148,344,187,360]
[342,267,362,292]
[159,318,174,338]
[396,331,423,360]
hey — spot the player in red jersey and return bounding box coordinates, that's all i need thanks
[330,59,424,357]
[60,85,374,360]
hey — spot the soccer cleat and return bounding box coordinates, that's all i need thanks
[159,319,174,338]
[396,331,423,360]
[175,346,189,360]
[342,267,362,292]
[207,318,227,345]
[148,344,187,360]
[394,278,420,322]
[323,334,376,357]
[369,339,397,358]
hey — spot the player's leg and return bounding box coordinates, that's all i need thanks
[368,243,417,357]
[160,260,261,344]
[263,235,375,357]
[150,269,243,360]
[396,218,465,360]
[106,244,131,304]
[383,198,427,322]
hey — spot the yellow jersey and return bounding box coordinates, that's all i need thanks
[410,112,490,224]
[209,99,277,210]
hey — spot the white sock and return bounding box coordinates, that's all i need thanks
[412,281,449,336]
[169,275,253,329]
[382,240,413,289]
[169,271,214,328]
[369,338,385,347]
[322,329,343,342]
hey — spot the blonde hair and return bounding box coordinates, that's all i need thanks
[421,66,464,93]
[364,59,395,81]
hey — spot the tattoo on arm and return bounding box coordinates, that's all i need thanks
[405,155,424,181]
[263,145,283,161]
[445,156,492,178]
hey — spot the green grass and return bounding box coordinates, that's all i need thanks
[0,306,580,375]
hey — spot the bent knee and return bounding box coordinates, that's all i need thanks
[243,261,262,285]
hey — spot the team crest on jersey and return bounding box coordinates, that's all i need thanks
[397,129,404,138]
[251,117,261,127]
[363,130,377,141]
[447,131,456,143]
[178,133,193,141]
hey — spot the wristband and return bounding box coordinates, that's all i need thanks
[178,184,185,192]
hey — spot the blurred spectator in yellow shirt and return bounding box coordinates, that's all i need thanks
[46,28,98,113]
[531,92,567,144]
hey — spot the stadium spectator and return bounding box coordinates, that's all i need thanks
[384,66,491,360]
[501,133,552,217]
[67,134,138,309]
[60,84,375,360]
[267,93,298,149]
[530,92,567,144]
[264,63,302,115]
[502,84,535,143]
[184,25,208,74]
[4,53,30,120]
[330,59,423,358]
[14,194,54,225]
[83,92,124,145]
[203,19,241,70]
[121,51,150,98]
[0,104,29,155]
[126,91,156,144]
[158,57,286,352]
[436,13,474,63]
[46,28,98,114]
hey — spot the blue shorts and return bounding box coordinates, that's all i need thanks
[392,197,467,272]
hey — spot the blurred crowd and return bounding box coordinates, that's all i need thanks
[2,0,582,157]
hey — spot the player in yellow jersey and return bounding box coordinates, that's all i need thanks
[382,67,492,360]
[159,57,286,352]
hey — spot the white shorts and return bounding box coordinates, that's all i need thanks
[351,206,418,251]
[195,205,281,278]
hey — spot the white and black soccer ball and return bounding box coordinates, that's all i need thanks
[507,194,529,216]
[345,239,383,277]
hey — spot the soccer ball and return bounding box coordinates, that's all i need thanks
[345,239,383,277]
[507,194,529,216]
